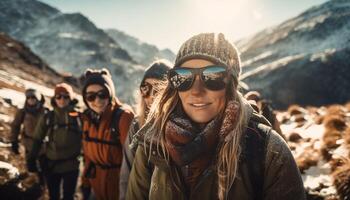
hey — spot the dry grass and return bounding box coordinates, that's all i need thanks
[344,127,350,145]
[326,105,346,118]
[314,115,324,125]
[345,101,350,112]
[287,104,305,116]
[296,148,319,173]
[288,132,303,143]
[321,130,342,161]
[332,159,350,200]
[323,115,347,132]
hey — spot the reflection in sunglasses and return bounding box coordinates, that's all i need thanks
[168,65,228,91]
[85,90,109,102]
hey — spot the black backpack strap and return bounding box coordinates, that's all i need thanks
[110,107,124,144]
[241,121,271,200]
[83,107,124,146]
[44,110,55,133]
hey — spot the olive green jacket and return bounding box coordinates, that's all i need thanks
[126,114,305,200]
[29,105,82,173]
[10,107,46,153]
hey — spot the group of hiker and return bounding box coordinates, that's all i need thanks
[10,33,306,200]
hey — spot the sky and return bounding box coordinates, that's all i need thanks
[40,0,328,52]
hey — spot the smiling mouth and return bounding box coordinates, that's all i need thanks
[189,103,211,108]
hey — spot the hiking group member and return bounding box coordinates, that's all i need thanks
[80,68,134,200]
[245,90,284,140]
[27,83,82,200]
[119,59,172,200]
[10,88,47,185]
[126,33,305,200]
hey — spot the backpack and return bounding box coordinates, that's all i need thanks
[43,109,82,143]
[240,115,272,200]
[83,107,124,147]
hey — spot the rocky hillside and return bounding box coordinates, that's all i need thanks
[105,29,175,66]
[0,32,77,199]
[238,0,350,109]
[0,0,144,103]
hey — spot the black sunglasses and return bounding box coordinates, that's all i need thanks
[85,90,109,102]
[140,82,153,98]
[168,65,228,91]
[55,94,70,100]
[26,95,37,100]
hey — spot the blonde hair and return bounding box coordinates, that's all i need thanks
[136,94,147,127]
[137,79,168,127]
[144,76,250,200]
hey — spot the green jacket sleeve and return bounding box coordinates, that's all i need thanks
[10,109,25,142]
[27,114,47,160]
[263,131,306,200]
[126,146,152,200]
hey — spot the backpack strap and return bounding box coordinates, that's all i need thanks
[83,107,123,146]
[44,110,55,134]
[241,120,272,200]
[110,107,124,141]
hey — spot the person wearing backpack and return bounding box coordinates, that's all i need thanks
[10,88,47,185]
[27,83,82,200]
[80,68,134,200]
[244,90,285,140]
[126,33,305,200]
[119,59,171,200]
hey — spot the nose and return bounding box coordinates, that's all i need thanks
[190,75,206,96]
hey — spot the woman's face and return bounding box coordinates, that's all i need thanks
[26,96,38,106]
[178,59,227,124]
[140,78,159,108]
[85,84,110,114]
[55,92,70,108]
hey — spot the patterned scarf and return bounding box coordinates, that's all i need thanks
[164,101,239,190]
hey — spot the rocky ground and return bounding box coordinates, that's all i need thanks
[279,103,350,199]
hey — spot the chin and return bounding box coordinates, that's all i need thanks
[190,115,215,124]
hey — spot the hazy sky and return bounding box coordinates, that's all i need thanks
[40,0,328,52]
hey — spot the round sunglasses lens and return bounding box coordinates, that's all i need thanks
[169,69,193,91]
[86,94,96,102]
[140,84,151,97]
[97,91,109,99]
[202,66,227,90]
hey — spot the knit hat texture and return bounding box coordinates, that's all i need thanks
[174,33,241,78]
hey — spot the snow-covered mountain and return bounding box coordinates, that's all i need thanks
[238,0,350,109]
[0,0,144,103]
[105,29,175,66]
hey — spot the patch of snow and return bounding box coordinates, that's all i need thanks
[0,88,25,108]
[294,13,331,31]
[302,161,332,190]
[0,161,19,179]
[0,113,13,123]
[58,32,82,40]
[80,51,96,56]
[242,51,273,66]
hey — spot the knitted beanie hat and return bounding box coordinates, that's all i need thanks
[54,83,74,99]
[174,33,241,79]
[25,88,41,100]
[82,68,115,105]
[141,59,172,86]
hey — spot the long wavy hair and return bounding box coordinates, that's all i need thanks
[144,70,250,199]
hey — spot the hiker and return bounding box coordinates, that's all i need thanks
[245,90,284,140]
[126,33,305,200]
[119,59,172,200]
[27,83,82,200]
[10,88,47,184]
[80,68,134,200]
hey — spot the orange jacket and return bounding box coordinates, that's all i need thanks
[82,102,134,200]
